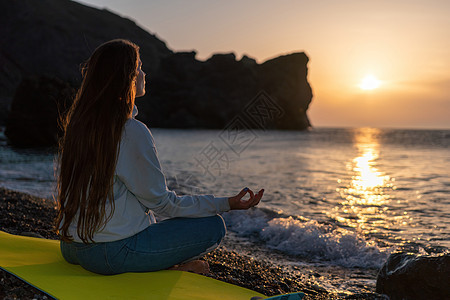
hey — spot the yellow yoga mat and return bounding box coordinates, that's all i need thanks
[0,230,266,300]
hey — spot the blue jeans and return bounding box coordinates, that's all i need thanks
[60,215,226,275]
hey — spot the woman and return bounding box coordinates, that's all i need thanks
[55,39,264,275]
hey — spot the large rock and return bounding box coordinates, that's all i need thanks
[5,76,75,147]
[136,51,312,130]
[376,252,450,300]
[0,0,172,121]
[2,0,313,146]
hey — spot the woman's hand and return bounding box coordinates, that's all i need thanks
[228,187,264,210]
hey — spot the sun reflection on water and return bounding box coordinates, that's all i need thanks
[346,128,391,207]
[327,128,406,236]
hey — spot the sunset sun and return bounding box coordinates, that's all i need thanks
[359,75,381,90]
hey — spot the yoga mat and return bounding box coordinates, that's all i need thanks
[0,230,266,299]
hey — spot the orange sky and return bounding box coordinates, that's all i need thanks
[78,0,450,129]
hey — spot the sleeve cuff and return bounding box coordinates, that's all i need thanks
[215,196,231,212]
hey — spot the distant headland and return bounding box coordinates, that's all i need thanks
[1,0,313,147]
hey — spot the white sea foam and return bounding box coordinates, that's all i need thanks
[223,209,389,269]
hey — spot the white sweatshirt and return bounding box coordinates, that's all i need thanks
[67,106,230,243]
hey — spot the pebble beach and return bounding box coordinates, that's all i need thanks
[0,187,387,299]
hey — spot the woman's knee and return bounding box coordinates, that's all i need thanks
[211,214,227,241]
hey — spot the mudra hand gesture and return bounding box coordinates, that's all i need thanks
[228,187,264,210]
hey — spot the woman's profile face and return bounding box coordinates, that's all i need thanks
[135,59,146,97]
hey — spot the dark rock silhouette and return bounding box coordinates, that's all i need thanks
[2,0,313,146]
[144,51,312,129]
[376,252,450,300]
[0,0,172,125]
[0,0,171,86]
[5,76,75,147]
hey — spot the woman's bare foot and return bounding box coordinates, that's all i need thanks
[168,260,210,275]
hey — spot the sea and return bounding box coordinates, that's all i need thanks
[1,126,449,296]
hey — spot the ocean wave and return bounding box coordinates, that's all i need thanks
[223,208,390,269]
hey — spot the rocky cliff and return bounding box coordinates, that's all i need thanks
[1,0,313,147]
[145,51,312,130]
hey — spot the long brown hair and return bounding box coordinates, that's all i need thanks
[56,39,140,243]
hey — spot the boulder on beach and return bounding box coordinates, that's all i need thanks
[376,252,450,300]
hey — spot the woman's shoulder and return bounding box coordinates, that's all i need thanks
[122,118,155,146]
[124,117,149,132]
